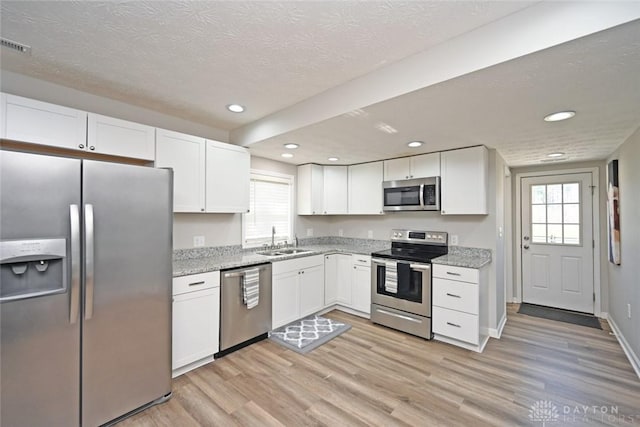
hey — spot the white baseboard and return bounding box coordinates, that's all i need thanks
[607,315,640,379]
[489,313,507,339]
[172,355,214,378]
[599,311,609,320]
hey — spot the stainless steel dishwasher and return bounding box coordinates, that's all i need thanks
[218,263,272,356]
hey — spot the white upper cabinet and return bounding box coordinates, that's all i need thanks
[1,93,87,151]
[383,157,411,181]
[383,152,440,181]
[205,139,250,213]
[440,146,488,215]
[87,113,155,160]
[297,164,324,215]
[348,161,384,215]
[323,166,348,214]
[298,164,348,215]
[410,152,440,178]
[155,129,206,212]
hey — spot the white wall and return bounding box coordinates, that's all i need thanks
[606,127,640,370]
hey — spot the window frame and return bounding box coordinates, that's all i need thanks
[241,169,295,249]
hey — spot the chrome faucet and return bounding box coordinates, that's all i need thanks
[271,226,276,248]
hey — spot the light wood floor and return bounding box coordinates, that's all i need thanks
[119,305,640,426]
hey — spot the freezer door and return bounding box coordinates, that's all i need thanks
[81,160,173,426]
[0,150,81,427]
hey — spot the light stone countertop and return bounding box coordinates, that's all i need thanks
[172,238,391,277]
[173,238,492,277]
[431,246,492,269]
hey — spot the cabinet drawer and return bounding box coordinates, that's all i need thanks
[433,278,478,315]
[432,264,478,283]
[432,306,479,345]
[352,255,371,267]
[272,254,324,275]
[173,271,220,296]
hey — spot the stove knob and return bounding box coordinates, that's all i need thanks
[426,234,432,239]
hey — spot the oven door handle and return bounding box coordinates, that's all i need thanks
[409,263,431,271]
[371,258,390,266]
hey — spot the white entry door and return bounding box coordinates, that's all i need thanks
[521,173,594,313]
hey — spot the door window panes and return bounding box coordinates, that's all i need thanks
[530,182,581,245]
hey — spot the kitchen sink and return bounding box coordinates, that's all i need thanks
[256,248,312,257]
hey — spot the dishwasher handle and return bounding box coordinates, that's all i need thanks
[223,265,270,279]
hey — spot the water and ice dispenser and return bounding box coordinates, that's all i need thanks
[0,238,67,302]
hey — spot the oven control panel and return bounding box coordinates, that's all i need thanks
[390,229,448,245]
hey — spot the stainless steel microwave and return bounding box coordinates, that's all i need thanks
[382,176,440,211]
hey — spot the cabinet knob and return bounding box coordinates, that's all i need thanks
[200,208,204,212]
[89,146,95,151]
[78,144,85,149]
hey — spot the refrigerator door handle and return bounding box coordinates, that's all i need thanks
[84,204,95,320]
[69,205,81,324]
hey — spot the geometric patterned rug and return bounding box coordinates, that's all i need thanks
[269,315,351,354]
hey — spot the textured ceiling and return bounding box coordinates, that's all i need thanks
[2,2,637,167]
[249,19,640,167]
[0,0,534,131]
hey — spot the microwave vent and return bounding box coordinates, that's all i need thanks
[1,38,31,55]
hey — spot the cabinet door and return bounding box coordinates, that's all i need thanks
[348,161,383,215]
[155,129,206,212]
[205,140,250,213]
[324,254,338,305]
[441,146,488,215]
[383,157,411,181]
[323,166,348,214]
[411,152,440,178]
[172,287,220,370]
[299,264,325,318]
[87,113,155,160]
[297,164,324,215]
[2,93,87,151]
[272,270,300,329]
[351,264,371,314]
[336,254,353,306]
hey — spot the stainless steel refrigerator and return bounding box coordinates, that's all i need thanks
[0,150,173,426]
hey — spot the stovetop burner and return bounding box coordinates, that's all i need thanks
[371,229,448,263]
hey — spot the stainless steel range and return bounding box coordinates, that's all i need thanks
[370,229,448,339]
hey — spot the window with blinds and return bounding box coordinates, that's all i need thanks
[242,171,294,247]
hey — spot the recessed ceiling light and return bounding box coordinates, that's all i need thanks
[226,104,245,113]
[544,111,575,122]
[328,157,339,162]
[281,153,294,158]
[407,141,423,148]
[284,143,299,149]
[548,152,565,158]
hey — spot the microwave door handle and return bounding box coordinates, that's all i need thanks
[419,184,425,208]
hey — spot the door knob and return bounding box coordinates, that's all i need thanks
[523,245,530,249]
[523,236,530,241]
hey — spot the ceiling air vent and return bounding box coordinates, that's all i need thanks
[1,38,31,54]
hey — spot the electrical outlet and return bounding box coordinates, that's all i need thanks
[367,230,373,239]
[338,229,344,237]
[306,228,314,237]
[450,235,459,245]
[193,235,205,247]
[628,303,632,319]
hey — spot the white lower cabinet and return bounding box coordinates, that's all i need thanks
[432,264,488,352]
[324,253,353,306]
[272,255,324,329]
[299,264,325,318]
[322,253,370,317]
[351,256,371,314]
[172,271,220,377]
